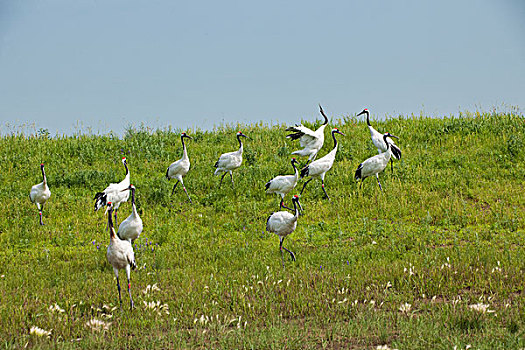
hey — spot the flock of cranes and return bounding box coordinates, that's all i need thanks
[29,107,402,309]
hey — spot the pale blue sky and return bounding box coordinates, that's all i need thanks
[1,0,524,135]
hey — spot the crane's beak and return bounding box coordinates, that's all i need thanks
[184,135,193,140]
[356,110,366,116]
[336,131,346,136]
[120,187,131,192]
[389,134,399,139]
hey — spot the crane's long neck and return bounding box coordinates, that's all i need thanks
[41,166,47,185]
[181,136,188,160]
[123,161,130,182]
[331,131,339,149]
[237,135,244,153]
[293,200,300,219]
[131,188,138,216]
[292,161,298,180]
[382,135,392,156]
[108,210,117,239]
[322,113,328,125]
[366,111,371,126]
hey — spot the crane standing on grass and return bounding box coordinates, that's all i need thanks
[30,163,51,225]
[286,104,330,164]
[266,195,303,267]
[300,128,345,200]
[94,157,130,225]
[265,158,300,210]
[106,202,136,310]
[355,132,399,191]
[214,131,248,188]
[357,108,401,172]
[166,132,193,203]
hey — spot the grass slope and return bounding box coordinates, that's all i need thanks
[0,111,524,349]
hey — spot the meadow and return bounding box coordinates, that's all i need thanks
[0,110,523,349]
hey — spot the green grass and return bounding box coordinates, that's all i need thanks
[0,111,524,349]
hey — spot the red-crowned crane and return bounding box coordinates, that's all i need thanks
[355,132,399,191]
[117,184,143,243]
[214,131,248,188]
[29,163,51,225]
[94,157,130,224]
[286,104,329,164]
[357,108,401,172]
[300,128,345,200]
[266,195,303,267]
[166,132,193,203]
[265,158,299,210]
[106,202,136,310]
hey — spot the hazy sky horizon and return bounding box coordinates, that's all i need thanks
[1,0,524,136]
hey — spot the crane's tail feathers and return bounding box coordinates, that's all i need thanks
[129,258,137,270]
[300,166,309,179]
[391,145,402,160]
[94,192,107,211]
[265,181,271,190]
[265,215,273,232]
[165,167,170,179]
[214,160,219,168]
[355,164,363,181]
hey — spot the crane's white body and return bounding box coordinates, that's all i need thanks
[286,105,329,162]
[94,158,130,213]
[266,196,302,267]
[359,109,401,160]
[106,204,136,309]
[166,134,193,202]
[117,186,142,242]
[300,128,344,199]
[265,159,299,207]
[30,164,51,225]
[289,124,327,161]
[266,210,298,239]
[214,132,247,187]
[355,132,397,191]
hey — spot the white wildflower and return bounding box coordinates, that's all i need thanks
[142,283,161,295]
[30,326,51,338]
[85,318,111,332]
[469,303,495,314]
[398,302,412,314]
[377,345,398,350]
[48,303,65,313]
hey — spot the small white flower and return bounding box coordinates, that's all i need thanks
[469,303,495,314]
[30,326,51,338]
[399,302,412,314]
[85,318,111,332]
[48,303,65,313]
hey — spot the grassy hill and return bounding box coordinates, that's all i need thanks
[0,111,524,349]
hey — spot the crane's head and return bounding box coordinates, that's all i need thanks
[291,158,299,165]
[236,131,248,138]
[332,128,345,136]
[181,132,193,140]
[122,157,127,164]
[356,108,369,117]
[383,132,399,139]
[292,195,303,212]
[105,201,113,215]
[121,184,136,192]
[40,163,45,168]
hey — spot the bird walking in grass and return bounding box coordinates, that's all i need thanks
[286,104,329,164]
[166,132,193,203]
[300,128,345,200]
[265,158,300,210]
[106,202,136,310]
[94,157,130,225]
[214,131,248,188]
[357,108,401,172]
[117,184,143,243]
[266,195,303,267]
[30,163,51,225]
[355,132,399,191]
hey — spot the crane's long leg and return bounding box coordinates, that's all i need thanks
[321,180,330,200]
[280,237,296,263]
[376,174,383,191]
[279,197,293,211]
[171,180,180,195]
[229,171,234,187]
[300,178,313,195]
[126,266,134,310]
[390,159,394,173]
[219,172,227,188]
[179,179,192,204]
[114,269,122,308]
[279,238,285,268]
[39,204,45,225]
